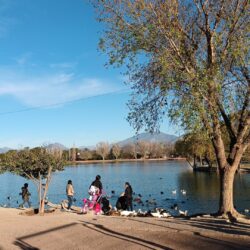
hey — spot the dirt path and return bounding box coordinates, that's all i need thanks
[0,208,249,250]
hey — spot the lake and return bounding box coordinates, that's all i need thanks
[0,160,250,215]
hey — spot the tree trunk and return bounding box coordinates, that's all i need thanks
[39,166,52,214]
[218,166,237,216]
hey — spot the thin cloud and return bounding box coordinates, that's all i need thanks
[0,68,126,108]
[49,62,77,69]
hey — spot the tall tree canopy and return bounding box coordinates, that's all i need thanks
[93,0,249,219]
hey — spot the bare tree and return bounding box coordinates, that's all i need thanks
[138,141,150,159]
[112,144,121,160]
[122,143,138,159]
[96,142,110,160]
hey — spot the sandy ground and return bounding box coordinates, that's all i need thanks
[0,208,249,250]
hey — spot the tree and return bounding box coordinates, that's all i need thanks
[1,147,65,214]
[69,147,76,161]
[138,141,150,159]
[122,143,138,159]
[93,0,250,219]
[111,144,121,160]
[175,132,216,167]
[79,148,93,160]
[96,142,110,160]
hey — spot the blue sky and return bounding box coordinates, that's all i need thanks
[0,0,179,148]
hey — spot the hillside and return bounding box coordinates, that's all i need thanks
[117,132,178,146]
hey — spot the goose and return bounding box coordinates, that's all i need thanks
[179,210,188,216]
[162,212,171,218]
[151,211,163,218]
[120,210,137,216]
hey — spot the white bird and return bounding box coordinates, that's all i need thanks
[172,190,177,195]
[179,210,188,216]
[162,212,171,218]
[244,209,249,213]
[151,211,163,218]
[120,210,137,216]
[181,190,187,195]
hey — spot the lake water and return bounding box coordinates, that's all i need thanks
[0,161,250,215]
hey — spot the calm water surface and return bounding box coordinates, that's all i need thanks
[0,161,249,215]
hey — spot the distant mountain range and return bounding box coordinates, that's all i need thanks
[0,132,179,152]
[117,132,179,147]
[45,143,68,150]
[0,147,12,153]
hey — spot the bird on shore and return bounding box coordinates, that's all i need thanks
[151,210,163,218]
[120,210,137,216]
[179,210,188,216]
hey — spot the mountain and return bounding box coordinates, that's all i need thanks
[117,132,179,146]
[45,143,68,150]
[0,147,12,153]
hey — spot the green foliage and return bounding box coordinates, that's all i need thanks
[93,0,249,166]
[175,132,216,163]
[1,147,65,179]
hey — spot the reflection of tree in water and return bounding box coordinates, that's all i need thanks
[178,172,219,200]
[177,171,250,212]
[233,173,250,211]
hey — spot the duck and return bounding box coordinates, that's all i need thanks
[148,199,157,205]
[172,190,177,195]
[181,189,187,195]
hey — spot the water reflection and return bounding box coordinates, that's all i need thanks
[0,161,249,215]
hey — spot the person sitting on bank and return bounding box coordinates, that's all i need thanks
[19,183,31,208]
[66,180,74,210]
[124,182,133,211]
[116,195,127,210]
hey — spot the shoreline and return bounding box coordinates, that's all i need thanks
[67,157,187,165]
[0,207,249,250]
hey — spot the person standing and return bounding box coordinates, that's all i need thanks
[88,175,103,207]
[124,182,133,211]
[90,175,103,193]
[66,180,74,210]
[19,183,31,208]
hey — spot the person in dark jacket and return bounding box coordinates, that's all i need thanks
[90,175,103,193]
[116,195,127,210]
[124,182,133,211]
[19,183,31,208]
[89,175,103,205]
